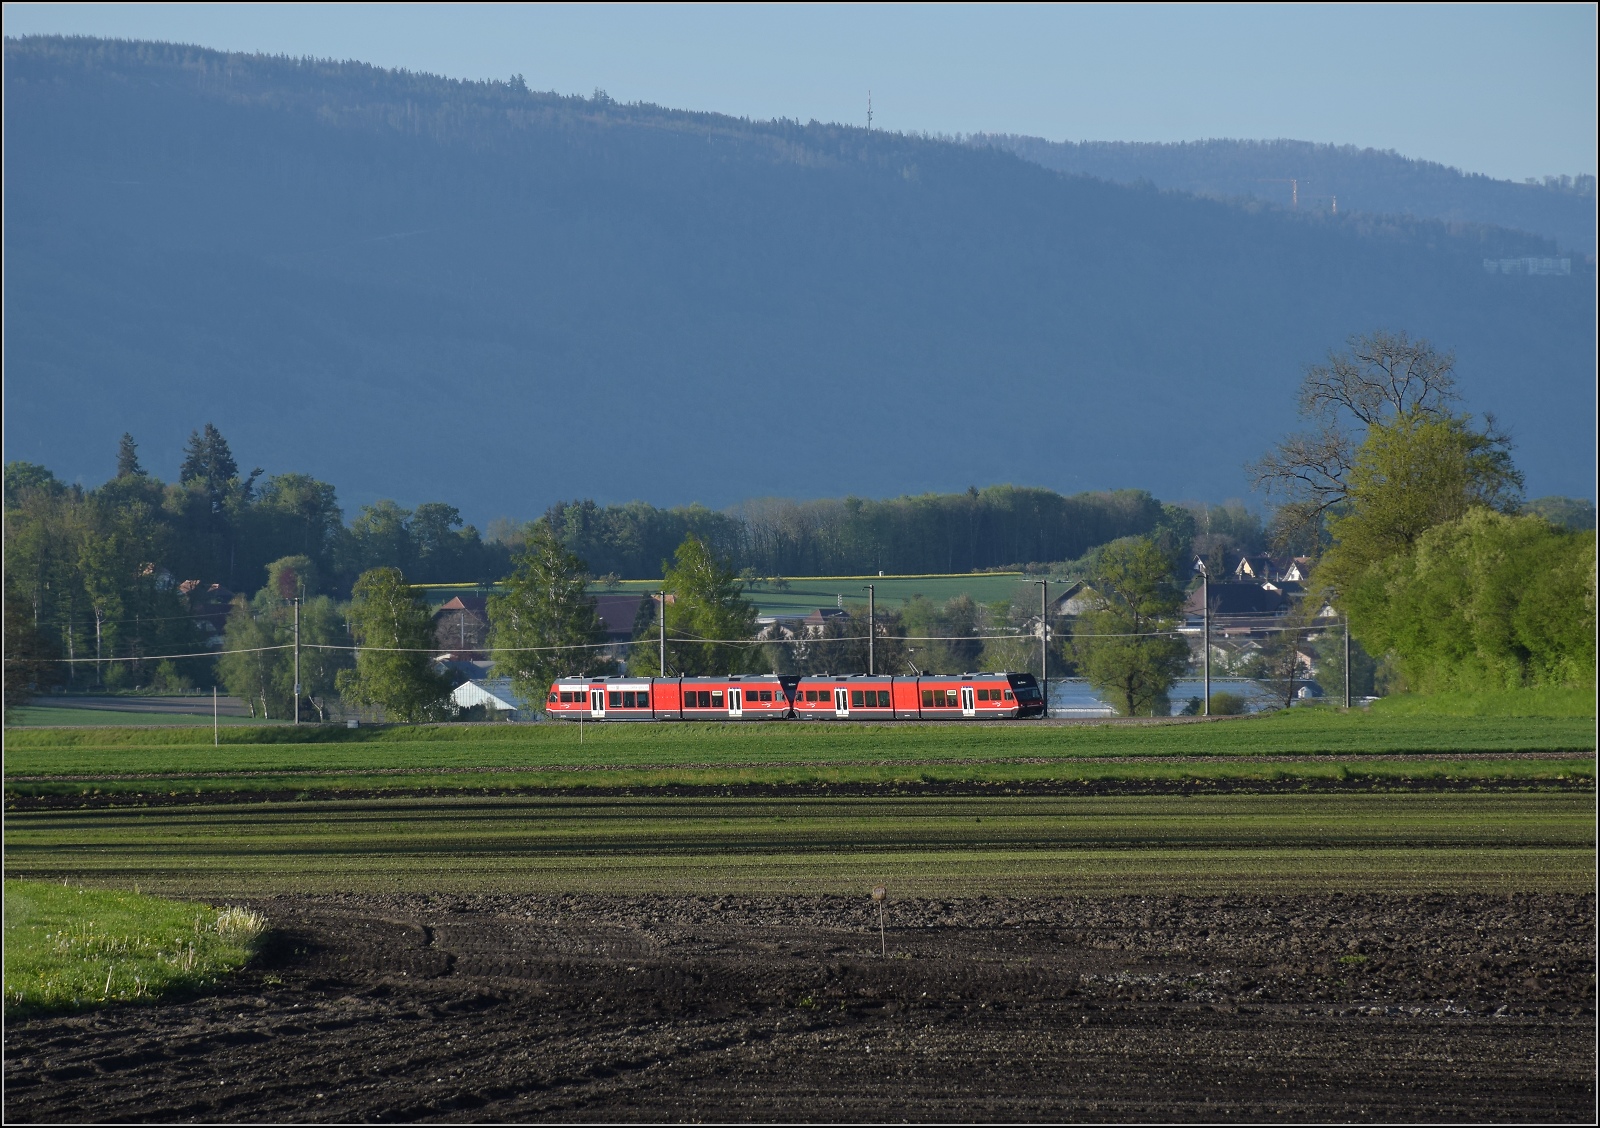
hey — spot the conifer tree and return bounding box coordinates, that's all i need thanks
[115,433,144,478]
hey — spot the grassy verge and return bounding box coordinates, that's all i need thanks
[1368,687,1597,718]
[5,793,1591,897]
[5,711,1595,782]
[5,706,280,728]
[3,881,267,1016]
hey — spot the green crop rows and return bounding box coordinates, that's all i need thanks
[4,793,1591,898]
[6,711,1594,790]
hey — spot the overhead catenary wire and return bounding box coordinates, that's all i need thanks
[14,620,1328,664]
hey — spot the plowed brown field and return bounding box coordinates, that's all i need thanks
[5,892,1592,1122]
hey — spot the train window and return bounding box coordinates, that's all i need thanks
[804,690,816,703]
[920,689,933,706]
[699,690,713,708]
[1004,690,1014,700]
[621,691,635,708]
[851,690,864,707]
[876,690,890,707]
[608,692,622,708]
[977,689,990,702]
[637,692,649,708]
[549,692,559,703]
[760,690,773,702]
[711,690,724,706]
[945,689,959,705]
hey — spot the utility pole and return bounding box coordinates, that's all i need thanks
[867,90,872,133]
[293,596,301,725]
[863,584,875,675]
[1343,612,1351,709]
[1199,562,1211,716]
[1034,579,1048,717]
[658,591,668,675]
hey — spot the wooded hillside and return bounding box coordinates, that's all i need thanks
[4,36,1593,522]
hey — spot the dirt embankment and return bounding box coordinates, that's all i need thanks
[5,893,1593,1122]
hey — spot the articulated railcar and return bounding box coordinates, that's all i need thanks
[545,673,1046,720]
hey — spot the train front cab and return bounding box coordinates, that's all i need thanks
[1006,672,1047,718]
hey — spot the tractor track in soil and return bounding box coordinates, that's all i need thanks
[5,892,1593,1122]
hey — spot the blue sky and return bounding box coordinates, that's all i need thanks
[5,3,1595,182]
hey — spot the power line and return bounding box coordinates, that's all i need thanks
[11,621,1329,664]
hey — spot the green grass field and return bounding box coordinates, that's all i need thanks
[3,881,265,1015]
[4,709,1593,798]
[4,793,1590,897]
[421,572,1032,617]
[5,706,280,728]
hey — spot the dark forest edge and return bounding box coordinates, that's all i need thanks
[2,422,1254,698]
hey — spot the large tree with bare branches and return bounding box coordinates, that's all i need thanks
[1250,330,1517,554]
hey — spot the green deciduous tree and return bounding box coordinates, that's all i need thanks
[899,594,982,675]
[488,523,613,707]
[337,567,450,722]
[1317,409,1522,595]
[633,535,758,677]
[1250,330,1469,551]
[1071,537,1189,716]
[3,579,62,712]
[217,555,352,720]
[1344,510,1595,692]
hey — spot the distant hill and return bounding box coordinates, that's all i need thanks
[4,37,1594,523]
[973,136,1596,254]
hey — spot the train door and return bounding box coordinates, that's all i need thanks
[960,686,976,717]
[728,687,743,718]
[589,688,605,718]
[833,687,849,717]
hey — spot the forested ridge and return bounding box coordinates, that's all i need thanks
[973,136,1596,254]
[4,36,1593,521]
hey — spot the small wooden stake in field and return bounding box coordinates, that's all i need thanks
[872,885,887,957]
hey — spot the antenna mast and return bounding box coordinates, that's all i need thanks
[867,90,872,132]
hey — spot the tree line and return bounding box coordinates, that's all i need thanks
[2,423,1234,714]
[544,486,1184,580]
[7,330,1592,721]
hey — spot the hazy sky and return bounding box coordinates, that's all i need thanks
[4,3,1596,181]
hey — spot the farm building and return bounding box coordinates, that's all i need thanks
[450,678,536,720]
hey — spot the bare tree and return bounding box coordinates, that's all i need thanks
[1249,330,1462,548]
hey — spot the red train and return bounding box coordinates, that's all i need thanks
[545,672,1047,720]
